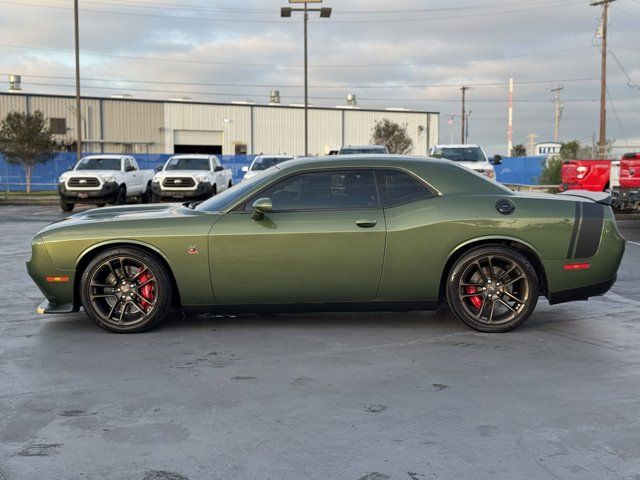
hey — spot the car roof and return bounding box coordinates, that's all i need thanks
[254,154,293,159]
[82,154,127,160]
[433,144,481,149]
[168,154,212,159]
[277,154,448,171]
[341,145,386,149]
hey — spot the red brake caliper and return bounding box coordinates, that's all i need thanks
[466,286,483,309]
[137,273,155,312]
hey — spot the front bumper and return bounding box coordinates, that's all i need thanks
[151,182,214,201]
[59,181,119,203]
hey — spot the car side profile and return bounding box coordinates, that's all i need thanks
[28,155,625,333]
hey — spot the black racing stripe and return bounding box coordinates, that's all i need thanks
[574,202,605,259]
[566,202,581,259]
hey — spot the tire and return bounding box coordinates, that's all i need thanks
[80,246,173,333]
[212,185,217,196]
[96,203,106,208]
[446,245,539,333]
[60,197,75,212]
[228,180,233,189]
[114,186,126,205]
[141,183,151,204]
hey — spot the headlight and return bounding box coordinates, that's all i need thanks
[59,174,69,183]
[195,175,208,183]
[99,174,115,183]
[152,177,160,183]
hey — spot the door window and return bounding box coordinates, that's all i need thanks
[247,170,379,211]
[376,170,435,207]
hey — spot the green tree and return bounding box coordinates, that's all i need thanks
[370,119,413,154]
[0,111,57,192]
[510,144,527,157]
[539,158,563,186]
[559,140,580,160]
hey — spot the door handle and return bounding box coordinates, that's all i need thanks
[356,219,377,228]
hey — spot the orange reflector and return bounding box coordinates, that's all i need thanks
[563,263,591,271]
[45,275,70,283]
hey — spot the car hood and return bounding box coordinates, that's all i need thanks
[64,170,120,177]
[452,161,494,171]
[37,203,208,235]
[156,170,210,178]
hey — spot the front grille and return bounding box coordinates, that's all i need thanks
[68,177,100,187]
[162,177,196,188]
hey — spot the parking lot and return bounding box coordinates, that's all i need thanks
[0,205,639,480]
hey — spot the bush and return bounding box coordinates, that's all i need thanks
[539,158,563,186]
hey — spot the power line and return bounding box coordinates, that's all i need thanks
[0,72,602,91]
[0,43,596,69]
[0,0,586,24]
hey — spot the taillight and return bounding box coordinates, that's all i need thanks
[576,166,589,179]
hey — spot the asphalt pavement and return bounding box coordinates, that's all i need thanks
[1,205,640,480]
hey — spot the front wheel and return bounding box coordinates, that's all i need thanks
[80,247,173,333]
[446,245,539,333]
[141,183,151,204]
[60,197,74,212]
[114,186,126,205]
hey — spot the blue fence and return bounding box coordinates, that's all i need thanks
[0,153,547,191]
[0,153,257,190]
[494,156,546,185]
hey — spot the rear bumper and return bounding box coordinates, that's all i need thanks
[152,182,214,201]
[36,299,77,314]
[59,181,119,203]
[547,276,617,305]
[612,187,640,207]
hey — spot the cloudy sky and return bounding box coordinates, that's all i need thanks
[1,0,639,154]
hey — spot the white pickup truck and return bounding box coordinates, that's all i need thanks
[58,155,154,212]
[151,154,232,202]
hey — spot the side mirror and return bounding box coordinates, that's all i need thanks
[125,165,136,172]
[251,197,272,221]
[241,166,249,173]
[155,164,163,172]
[214,165,224,172]
[492,155,503,165]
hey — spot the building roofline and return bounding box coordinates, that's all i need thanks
[0,92,439,116]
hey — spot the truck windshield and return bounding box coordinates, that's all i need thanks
[433,147,486,163]
[340,147,386,155]
[75,158,121,170]
[196,167,278,212]
[165,157,210,171]
[251,157,292,171]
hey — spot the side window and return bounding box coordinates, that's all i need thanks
[246,170,378,211]
[129,158,138,171]
[376,170,434,207]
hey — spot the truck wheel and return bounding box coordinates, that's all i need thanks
[211,185,217,197]
[141,183,151,204]
[228,180,233,189]
[60,197,75,212]
[114,186,126,205]
[151,194,161,203]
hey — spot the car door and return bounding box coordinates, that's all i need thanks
[125,158,142,194]
[208,169,386,304]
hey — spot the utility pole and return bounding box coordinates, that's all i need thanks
[591,0,616,159]
[73,0,82,162]
[460,86,469,144]
[551,85,564,143]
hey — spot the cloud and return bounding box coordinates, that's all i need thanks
[0,0,639,154]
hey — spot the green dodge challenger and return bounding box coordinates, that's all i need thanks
[27,155,625,333]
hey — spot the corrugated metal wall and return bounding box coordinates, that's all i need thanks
[0,94,439,157]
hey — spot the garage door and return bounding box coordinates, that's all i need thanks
[173,130,223,154]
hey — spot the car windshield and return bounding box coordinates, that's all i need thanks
[196,167,278,212]
[434,147,486,163]
[165,157,210,171]
[251,156,292,171]
[341,147,386,155]
[75,158,121,170]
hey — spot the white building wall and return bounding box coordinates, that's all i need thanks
[163,103,252,155]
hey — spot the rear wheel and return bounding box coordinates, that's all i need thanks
[114,186,126,205]
[446,245,539,333]
[60,197,75,212]
[80,247,173,333]
[141,183,151,204]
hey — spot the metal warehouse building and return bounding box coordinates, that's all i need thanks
[0,92,439,157]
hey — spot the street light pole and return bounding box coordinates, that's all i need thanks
[73,0,82,162]
[303,2,308,157]
[281,1,332,157]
